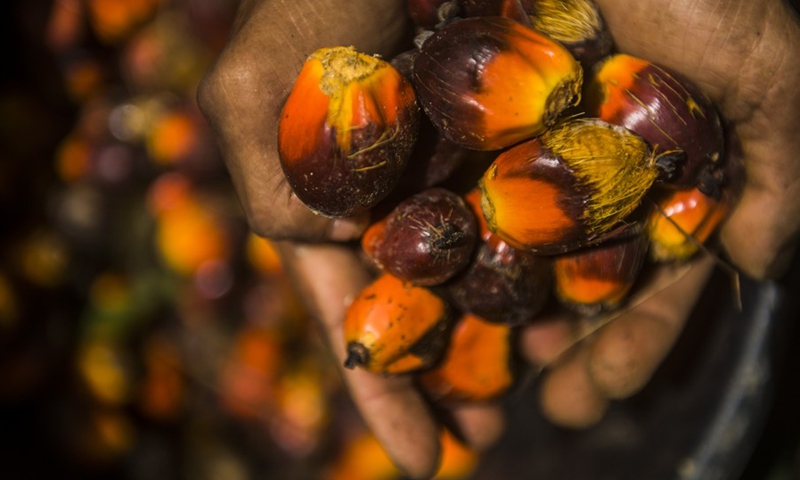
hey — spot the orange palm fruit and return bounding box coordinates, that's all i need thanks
[278,46,420,217]
[435,429,479,480]
[646,173,733,264]
[523,0,613,70]
[446,189,551,325]
[326,428,477,480]
[413,16,582,150]
[647,186,726,262]
[647,148,743,262]
[584,53,725,188]
[361,188,477,286]
[479,118,670,254]
[553,229,648,315]
[343,273,452,375]
[419,313,516,403]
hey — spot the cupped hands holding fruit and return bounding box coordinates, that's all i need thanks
[198,0,800,477]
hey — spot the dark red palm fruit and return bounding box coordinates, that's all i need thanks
[278,46,419,218]
[521,0,613,71]
[458,0,532,26]
[405,0,451,29]
[479,118,667,254]
[361,188,478,286]
[584,53,725,189]
[413,16,583,151]
[390,49,472,193]
[418,313,517,403]
[553,229,648,316]
[446,189,551,326]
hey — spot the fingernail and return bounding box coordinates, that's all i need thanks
[330,213,369,241]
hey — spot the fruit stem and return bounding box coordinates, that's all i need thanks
[344,342,370,369]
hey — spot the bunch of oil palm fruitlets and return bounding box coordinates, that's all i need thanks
[277,0,743,405]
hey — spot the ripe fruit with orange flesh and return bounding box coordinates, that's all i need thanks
[584,53,725,189]
[419,313,516,402]
[554,229,648,315]
[278,46,419,217]
[362,188,477,286]
[327,428,477,480]
[413,16,582,150]
[446,189,551,325]
[343,273,452,375]
[479,118,667,254]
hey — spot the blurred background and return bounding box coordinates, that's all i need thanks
[0,1,798,479]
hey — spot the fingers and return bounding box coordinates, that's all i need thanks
[534,256,715,428]
[197,0,409,242]
[587,256,715,398]
[539,345,611,428]
[437,402,506,452]
[276,242,442,479]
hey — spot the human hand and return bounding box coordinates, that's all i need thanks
[198,0,800,477]
[521,0,800,428]
[198,1,500,477]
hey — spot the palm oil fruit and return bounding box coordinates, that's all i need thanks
[447,189,551,325]
[553,229,648,315]
[419,313,516,403]
[479,118,667,254]
[343,273,452,375]
[362,188,477,286]
[646,169,733,263]
[523,0,613,70]
[278,46,420,217]
[413,16,583,151]
[584,53,725,189]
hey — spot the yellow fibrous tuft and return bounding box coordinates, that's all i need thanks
[530,0,603,44]
[310,46,393,152]
[542,119,657,235]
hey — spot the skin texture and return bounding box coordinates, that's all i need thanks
[198,0,800,477]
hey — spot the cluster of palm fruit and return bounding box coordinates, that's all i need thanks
[277,0,742,404]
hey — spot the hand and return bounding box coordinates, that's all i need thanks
[521,0,800,428]
[199,2,468,477]
[197,0,800,477]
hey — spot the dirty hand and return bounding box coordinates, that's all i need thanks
[197,0,800,477]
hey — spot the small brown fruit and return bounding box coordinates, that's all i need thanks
[362,188,477,286]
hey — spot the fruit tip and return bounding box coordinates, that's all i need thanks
[344,342,370,369]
